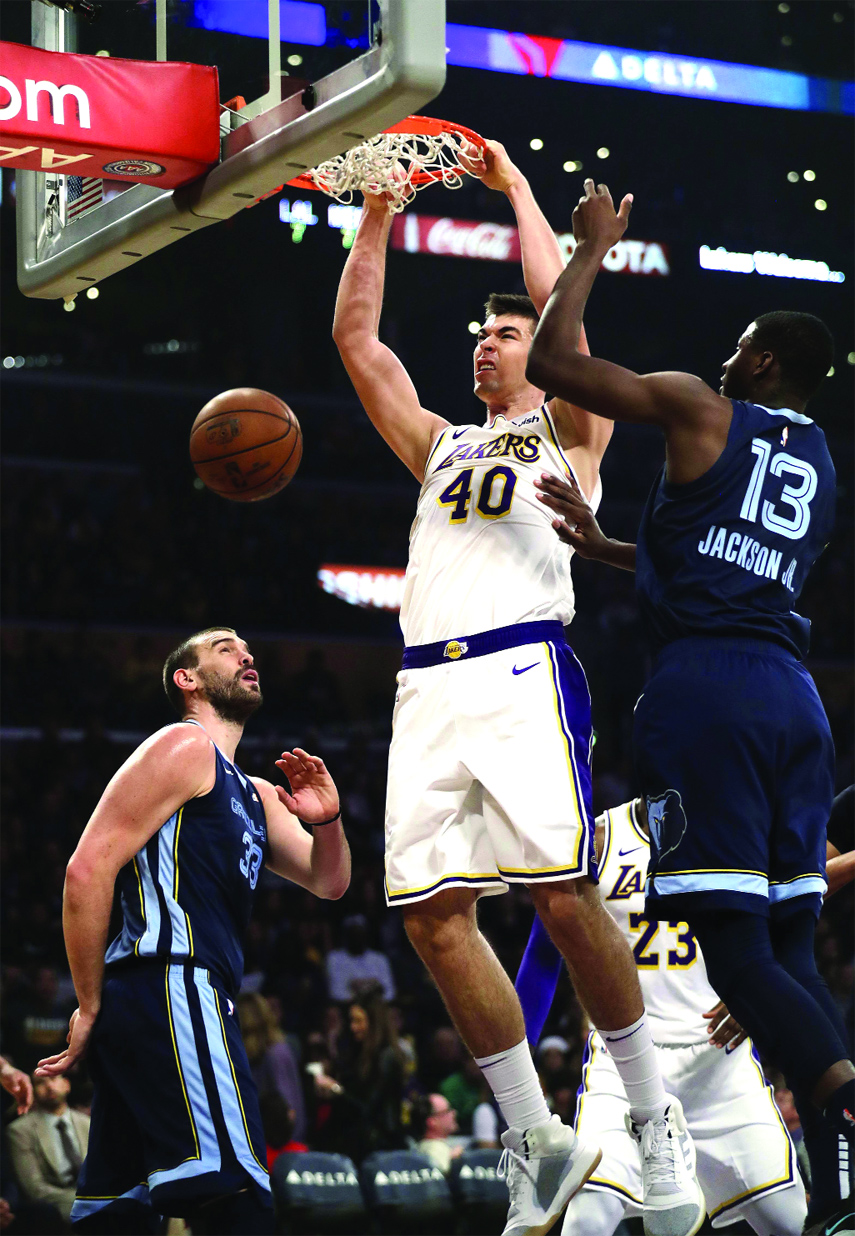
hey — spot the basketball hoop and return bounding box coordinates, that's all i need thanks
[288,116,487,213]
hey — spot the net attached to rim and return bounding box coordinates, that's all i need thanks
[288,116,486,213]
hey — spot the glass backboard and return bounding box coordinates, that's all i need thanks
[16,0,446,299]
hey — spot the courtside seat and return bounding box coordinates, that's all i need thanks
[448,1148,506,1234]
[271,1152,366,1234]
[359,1150,455,1234]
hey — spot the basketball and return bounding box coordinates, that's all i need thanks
[189,387,302,502]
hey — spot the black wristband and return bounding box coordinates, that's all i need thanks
[300,811,342,827]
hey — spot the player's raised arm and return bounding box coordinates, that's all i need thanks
[332,195,449,482]
[467,142,611,494]
[253,748,350,899]
[527,182,730,468]
[37,725,215,1077]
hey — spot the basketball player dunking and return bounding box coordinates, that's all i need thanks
[36,628,351,1235]
[333,141,704,1236]
[526,178,855,1236]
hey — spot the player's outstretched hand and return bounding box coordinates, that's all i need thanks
[573,178,633,252]
[0,1056,33,1115]
[535,472,611,559]
[35,1008,95,1077]
[704,1000,747,1050]
[460,138,521,195]
[275,748,340,825]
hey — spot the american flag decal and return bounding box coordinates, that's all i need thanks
[66,175,103,221]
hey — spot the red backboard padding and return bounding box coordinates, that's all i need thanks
[0,41,220,189]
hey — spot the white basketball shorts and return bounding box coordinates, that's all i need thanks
[384,621,597,907]
[574,1031,804,1227]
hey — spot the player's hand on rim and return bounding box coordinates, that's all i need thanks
[572,178,633,251]
[703,1000,748,1049]
[35,1007,96,1078]
[459,138,521,195]
[275,748,340,824]
[534,471,611,559]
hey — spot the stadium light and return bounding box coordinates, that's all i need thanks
[86,287,99,299]
[787,171,799,182]
[803,169,816,181]
[468,321,480,334]
[597,147,610,159]
[814,199,827,211]
[529,138,544,150]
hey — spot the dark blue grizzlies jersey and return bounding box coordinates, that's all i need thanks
[636,400,836,657]
[106,723,269,995]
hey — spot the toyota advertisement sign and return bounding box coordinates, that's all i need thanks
[390,214,670,275]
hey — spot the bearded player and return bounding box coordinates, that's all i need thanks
[333,141,704,1236]
[36,628,350,1234]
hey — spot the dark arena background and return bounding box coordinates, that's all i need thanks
[1,2,852,1233]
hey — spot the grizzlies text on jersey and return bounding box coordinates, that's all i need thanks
[400,405,602,646]
[106,721,269,995]
[636,400,835,657]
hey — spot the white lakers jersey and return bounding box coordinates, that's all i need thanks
[600,801,719,1045]
[400,405,602,646]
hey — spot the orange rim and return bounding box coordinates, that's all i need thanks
[287,116,485,192]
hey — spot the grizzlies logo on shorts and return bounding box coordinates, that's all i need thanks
[646,790,688,864]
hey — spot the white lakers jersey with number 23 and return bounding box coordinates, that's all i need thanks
[400,405,602,646]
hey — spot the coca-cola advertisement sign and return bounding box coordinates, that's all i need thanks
[392,214,522,263]
[390,213,670,275]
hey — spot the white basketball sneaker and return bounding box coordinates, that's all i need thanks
[627,1097,706,1236]
[498,1113,602,1236]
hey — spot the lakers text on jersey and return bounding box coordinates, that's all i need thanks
[400,405,601,647]
[574,801,804,1229]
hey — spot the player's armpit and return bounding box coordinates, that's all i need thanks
[825,851,855,898]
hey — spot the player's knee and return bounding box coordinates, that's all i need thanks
[402,894,477,963]
[742,1181,807,1236]
[528,876,598,932]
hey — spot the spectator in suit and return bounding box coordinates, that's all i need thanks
[6,1074,89,1225]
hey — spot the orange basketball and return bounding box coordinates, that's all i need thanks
[190,388,302,502]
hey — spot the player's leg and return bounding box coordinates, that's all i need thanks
[468,638,702,1235]
[561,1189,627,1235]
[562,1033,643,1236]
[636,644,854,1134]
[770,903,855,1224]
[71,990,158,1234]
[740,1185,808,1236]
[403,890,601,1236]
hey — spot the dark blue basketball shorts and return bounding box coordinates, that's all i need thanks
[634,637,834,921]
[72,962,271,1224]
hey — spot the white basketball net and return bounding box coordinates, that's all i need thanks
[300,129,481,214]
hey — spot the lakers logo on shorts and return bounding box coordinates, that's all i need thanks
[443,640,468,661]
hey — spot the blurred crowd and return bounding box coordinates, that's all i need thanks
[1,419,852,1228]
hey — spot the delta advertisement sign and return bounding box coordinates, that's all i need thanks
[390,214,670,276]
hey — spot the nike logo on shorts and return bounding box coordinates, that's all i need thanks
[512,663,538,676]
[618,846,642,857]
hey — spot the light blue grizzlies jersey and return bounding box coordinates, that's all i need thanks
[106,725,269,995]
[636,400,835,657]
